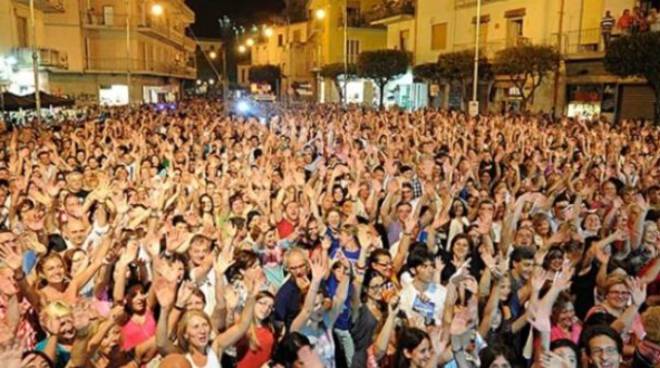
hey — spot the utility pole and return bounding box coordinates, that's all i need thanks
[469,0,482,117]
[552,0,566,117]
[343,0,348,107]
[126,0,131,105]
[29,0,41,122]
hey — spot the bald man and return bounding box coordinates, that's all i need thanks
[159,354,192,368]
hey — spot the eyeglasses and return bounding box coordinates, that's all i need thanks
[608,290,630,297]
[288,263,306,271]
[591,346,619,357]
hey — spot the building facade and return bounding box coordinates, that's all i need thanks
[0,0,196,105]
[379,0,658,119]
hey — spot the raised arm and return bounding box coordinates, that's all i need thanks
[290,257,325,332]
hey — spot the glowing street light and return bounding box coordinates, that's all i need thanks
[263,27,273,38]
[246,38,255,47]
[209,78,215,85]
[196,79,202,85]
[151,3,164,16]
[209,50,217,59]
[238,45,247,53]
[315,9,326,20]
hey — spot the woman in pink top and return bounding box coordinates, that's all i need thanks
[550,293,582,344]
[119,283,157,351]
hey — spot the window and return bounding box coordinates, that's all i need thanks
[346,39,360,63]
[431,23,447,50]
[506,18,524,47]
[16,16,28,47]
[399,29,410,51]
[103,6,114,26]
[278,34,284,47]
[293,30,301,43]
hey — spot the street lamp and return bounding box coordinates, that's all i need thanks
[246,38,255,47]
[209,78,215,85]
[209,50,217,59]
[263,27,273,38]
[315,9,326,20]
[151,3,163,16]
[238,45,247,53]
[469,0,482,117]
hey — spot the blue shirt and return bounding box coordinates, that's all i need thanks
[36,339,70,368]
[325,274,352,331]
[274,278,302,330]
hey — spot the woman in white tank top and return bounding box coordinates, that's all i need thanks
[155,273,263,368]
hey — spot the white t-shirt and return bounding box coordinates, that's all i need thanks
[186,347,221,368]
[399,281,447,327]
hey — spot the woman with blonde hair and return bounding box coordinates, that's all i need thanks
[236,290,276,368]
[156,271,262,368]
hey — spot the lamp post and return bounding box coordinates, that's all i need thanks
[29,0,41,121]
[343,0,348,107]
[469,0,482,117]
[314,8,326,103]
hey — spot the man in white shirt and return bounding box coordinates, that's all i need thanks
[399,248,447,327]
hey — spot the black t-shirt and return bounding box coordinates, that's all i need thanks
[571,261,599,321]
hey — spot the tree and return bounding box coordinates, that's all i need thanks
[413,62,447,85]
[437,50,493,108]
[493,44,560,110]
[320,63,358,105]
[604,32,660,124]
[248,65,282,93]
[357,49,410,108]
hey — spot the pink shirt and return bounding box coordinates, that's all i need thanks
[121,311,156,351]
[550,323,582,344]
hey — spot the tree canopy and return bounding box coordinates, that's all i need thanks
[357,49,410,108]
[604,31,660,123]
[320,63,358,104]
[493,44,560,110]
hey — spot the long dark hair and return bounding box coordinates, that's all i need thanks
[393,327,430,368]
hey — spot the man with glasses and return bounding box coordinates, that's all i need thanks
[581,325,624,368]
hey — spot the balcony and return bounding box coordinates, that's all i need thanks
[365,0,415,25]
[338,13,382,29]
[12,48,68,69]
[455,0,503,8]
[554,28,607,59]
[14,0,64,12]
[86,58,195,79]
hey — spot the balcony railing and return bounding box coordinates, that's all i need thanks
[364,0,415,23]
[338,13,381,28]
[12,48,69,69]
[455,0,502,8]
[86,58,195,79]
[14,0,64,12]
[554,28,608,56]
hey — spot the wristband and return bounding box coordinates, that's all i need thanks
[14,271,25,282]
[174,304,185,311]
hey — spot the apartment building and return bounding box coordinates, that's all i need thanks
[0,0,196,105]
[382,0,657,119]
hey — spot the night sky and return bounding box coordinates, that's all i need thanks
[185,0,286,38]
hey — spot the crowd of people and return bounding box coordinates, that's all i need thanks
[0,101,659,368]
[601,5,660,49]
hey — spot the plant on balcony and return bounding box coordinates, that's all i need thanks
[436,50,493,109]
[248,65,282,92]
[604,32,660,124]
[357,49,410,109]
[493,45,559,111]
[320,63,358,105]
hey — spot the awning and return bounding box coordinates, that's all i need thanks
[22,91,75,108]
[0,91,33,111]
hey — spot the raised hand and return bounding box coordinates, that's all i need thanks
[176,281,196,308]
[539,351,572,368]
[215,243,236,275]
[310,256,325,283]
[153,277,176,308]
[531,269,548,292]
[0,243,22,272]
[627,277,647,307]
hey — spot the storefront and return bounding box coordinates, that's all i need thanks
[99,84,129,106]
[143,85,179,103]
